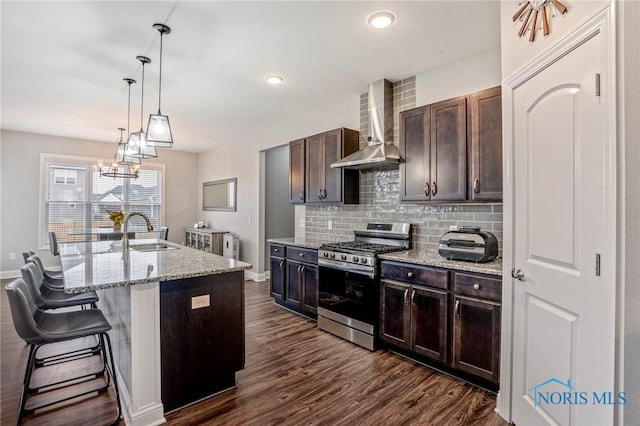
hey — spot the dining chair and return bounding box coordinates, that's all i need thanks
[48,231,59,256]
[5,278,122,426]
[159,226,169,240]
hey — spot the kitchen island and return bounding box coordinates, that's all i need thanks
[59,239,252,426]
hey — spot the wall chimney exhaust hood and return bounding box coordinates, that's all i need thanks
[331,79,400,170]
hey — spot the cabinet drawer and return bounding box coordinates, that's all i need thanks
[286,247,318,264]
[454,272,501,301]
[380,261,449,290]
[270,244,286,257]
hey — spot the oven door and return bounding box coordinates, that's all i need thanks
[318,263,378,327]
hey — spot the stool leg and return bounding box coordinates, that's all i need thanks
[102,332,122,425]
[18,344,38,425]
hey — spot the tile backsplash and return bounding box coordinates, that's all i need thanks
[304,76,503,255]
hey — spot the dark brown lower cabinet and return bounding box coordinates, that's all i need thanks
[452,296,501,383]
[380,280,448,363]
[286,260,317,315]
[286,261,301,308]
[160,272,245,413]
[270,256,285,302]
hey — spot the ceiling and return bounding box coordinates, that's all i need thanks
[1,1,500,154]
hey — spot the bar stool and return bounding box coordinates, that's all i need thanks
[21,262,102,366]
[48,231,59,256]
[5,278,122,426]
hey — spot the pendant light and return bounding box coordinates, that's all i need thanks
[100,128,140,179]
[127,55,158,159]
[114,78,141,166]
[146,23,173,148]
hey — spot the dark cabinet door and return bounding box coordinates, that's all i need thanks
[321,129,342,203]
[270,256,285,302]
[289,139,306,204]
[301,264,318,314]
[400,106,430,202]
[452,296,501,383]
[305,134,323,203]
[430,97,467,201]
[286,261,302,308]
[411,286,448,362]
[379,280,411,349]
[469,86,502,201]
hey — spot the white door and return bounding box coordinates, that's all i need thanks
[511,28,615,426]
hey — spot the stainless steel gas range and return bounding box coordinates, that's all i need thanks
[317,222,411,351]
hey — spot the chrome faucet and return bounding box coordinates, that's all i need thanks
[122,212,154,248]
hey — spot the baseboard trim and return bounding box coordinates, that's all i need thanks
[245,270,268,282]
[0,270,20,279]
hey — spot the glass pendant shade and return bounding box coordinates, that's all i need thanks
[127,129,157,159]
[114,128,140,165]
[146,112,173,147]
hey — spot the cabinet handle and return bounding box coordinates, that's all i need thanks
[274,248,279,252]
[299,190,304,201]
[322,189,327,199]
[407,272,414,278]
[404,289,409,305]
[424,182,430,198]
[432,181,437,196]
[411,290,416,306]
[473,178,480,194]
[473,283,481,290]
[455,299,460,319]
[299,253,304,257]
[318,191,323,199]
[279,260,284,271]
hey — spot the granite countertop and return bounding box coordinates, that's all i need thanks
[378,250,503,276]
[267,237,324,250]
[60,239,252,293]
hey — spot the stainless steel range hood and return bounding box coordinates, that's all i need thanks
[330,79,400,170]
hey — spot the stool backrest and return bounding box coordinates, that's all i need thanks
[26,255,47,279]
[5,278,44,343]
[20,263,50,308]
[48,231,59,256]
[22,250,36,263]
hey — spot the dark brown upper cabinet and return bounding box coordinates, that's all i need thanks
[288,138,306,204]
[290,128,359,205]
[400,87,502,203]
[400,97,467,202]
[469,86,503,201]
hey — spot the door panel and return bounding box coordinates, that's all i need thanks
[301,264,318,314]
[400,107,430,201]
[305,134,323,203]
[430,97,466,201]
[322,130,342,203]
[470,86,503,200]
[528,87,580,269]
[286,261,301,307]
[512,29,614,425]
[270,257,285,301]
[379,280,410,348]
[289,139,305,203]
[412,286,447,362]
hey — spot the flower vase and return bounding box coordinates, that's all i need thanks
[113,223,121,232]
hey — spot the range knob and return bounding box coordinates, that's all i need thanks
[330,253,335,259]
[323,252,329,257]
[360,257,368,264]
[353,256,359,262]
[341,254,347,261]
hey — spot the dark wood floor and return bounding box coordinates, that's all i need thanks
[2,278,508,425]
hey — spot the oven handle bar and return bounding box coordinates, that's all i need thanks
[318,258,375,278]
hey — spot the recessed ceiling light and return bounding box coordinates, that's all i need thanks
[368,11,395,29]
[264,74,285,85]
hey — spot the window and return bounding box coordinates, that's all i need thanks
[40,154,164,245]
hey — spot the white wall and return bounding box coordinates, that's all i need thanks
[416,47,501,106]
[198,144,260,275]
[500,0,609,77]
[0,130,199,274]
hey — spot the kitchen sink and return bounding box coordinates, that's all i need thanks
[130,243,179,252]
